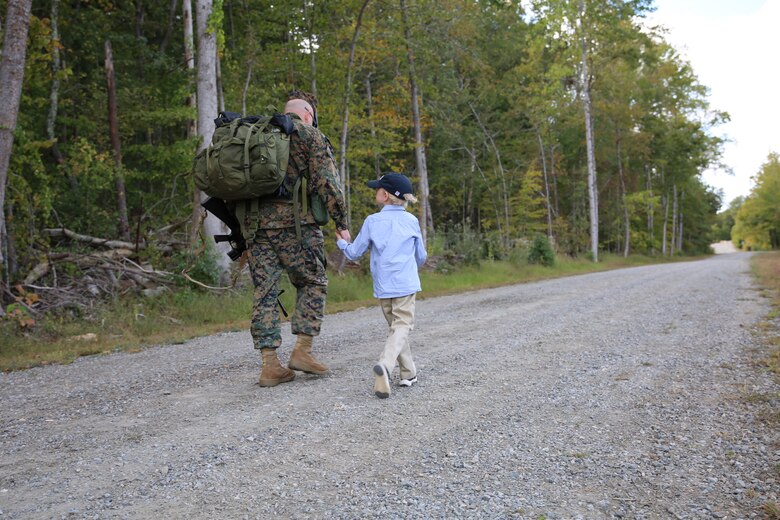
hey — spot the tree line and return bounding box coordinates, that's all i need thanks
[0,0,731,312]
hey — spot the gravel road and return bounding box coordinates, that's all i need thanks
[1,252,778,519]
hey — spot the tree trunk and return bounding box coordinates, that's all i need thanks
[135,0,145,40]
[46,0,66,168]
[338,0,370,190]
[196,0,230,274]
[365,73,381,178]
[183,0,201,248]
[616,131,629,257]
[464,152,474,229]
[159,0,179,54]
[304,0,317,98]
[104,40,132,241]
[400,0,431,244]
[241,63,253,116]
[661,189,669,255]
[470,102,509,248]
[579,0,599,262]
[537,131,553,241]
[677,189,684,252]
[646,164,654,254]
[670,183,678,256]
[216,53,225,114]
[465,146,502,241]
[550,144,559,217]
[5,202,17,282]
[0,0,33,275]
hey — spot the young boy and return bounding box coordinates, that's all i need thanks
[337,173,427,398]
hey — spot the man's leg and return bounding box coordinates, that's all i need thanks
[272,226,329,374]
[249,231,295,386]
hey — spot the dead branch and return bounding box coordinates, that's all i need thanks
[152,218,189,235]
[44,227,143,250]
[23,253,70,285]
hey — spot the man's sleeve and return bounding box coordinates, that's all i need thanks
[307,130,349,230]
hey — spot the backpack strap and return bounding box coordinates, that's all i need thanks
[292,177,302,242]
[243,117,271,175]
[292,174,314,242]
[232,198,262,244]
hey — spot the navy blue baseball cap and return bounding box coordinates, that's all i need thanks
[367,172,414,198]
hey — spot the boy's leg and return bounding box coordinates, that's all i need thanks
[378,294,416,378]
[395,294,417,380]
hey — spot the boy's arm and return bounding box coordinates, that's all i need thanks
[414,220,427,267]
[337,221,371,261]
[415,236,427,267]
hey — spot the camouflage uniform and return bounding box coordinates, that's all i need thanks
[248,114,348,350]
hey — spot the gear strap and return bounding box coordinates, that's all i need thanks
[292,175,309,242]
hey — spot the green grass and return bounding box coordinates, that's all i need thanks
[751,252,780,377]
[0,252,700,371]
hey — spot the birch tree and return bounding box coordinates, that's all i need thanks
[0,0,33,277]
[196,0,231,273]
[578,0,599,262]
[104,40,132,241]
[400,0,431,243]
[338,0,371,190]
[184,0,202,246]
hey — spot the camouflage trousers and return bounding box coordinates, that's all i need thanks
[248,225,328,349]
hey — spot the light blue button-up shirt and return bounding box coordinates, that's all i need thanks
[337,205,427,299]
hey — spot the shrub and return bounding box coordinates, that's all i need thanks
[527,234,555,266]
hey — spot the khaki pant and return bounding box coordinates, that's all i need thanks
[378,294,417,380]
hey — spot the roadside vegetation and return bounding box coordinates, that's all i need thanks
[749,251,780,518]
[1,249,692,371]
[752,252,780,376]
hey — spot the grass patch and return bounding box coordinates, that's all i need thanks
[751,252,780,378]
[763,501,780,520]
[0,252,701,371]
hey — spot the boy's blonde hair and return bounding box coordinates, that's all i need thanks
[386,192,418,207]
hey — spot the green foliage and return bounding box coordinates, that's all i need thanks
[428,227,484,266]
[712,196,743,242]
[172,245,223,288]
[2,0,729,293]
[733,154,780,250]
[527,234,556,266]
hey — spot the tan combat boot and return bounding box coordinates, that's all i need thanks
[259,348,296,387]
[287,334,329,375]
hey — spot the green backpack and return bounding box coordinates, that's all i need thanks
[194,111,329,250]
[193,112,290,200]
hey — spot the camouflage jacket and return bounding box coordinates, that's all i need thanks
[256,115,348,231]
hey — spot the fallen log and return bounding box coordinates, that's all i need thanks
[44,228,143,250]
[23,253,70,285]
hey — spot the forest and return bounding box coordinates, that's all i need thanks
[0,0,734,316]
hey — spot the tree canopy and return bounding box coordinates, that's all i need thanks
[732,153,780,251]
[0,0,737,300]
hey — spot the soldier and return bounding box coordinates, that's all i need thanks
[248,92,350,387]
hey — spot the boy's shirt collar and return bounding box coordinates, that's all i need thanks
[380,205,405,212]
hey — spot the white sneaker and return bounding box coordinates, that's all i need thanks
[399,376,417,387]
[373,364,391,399]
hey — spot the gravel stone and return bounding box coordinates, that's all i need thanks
[1,253,778,519]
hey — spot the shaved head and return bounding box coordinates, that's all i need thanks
[284,98,315,125]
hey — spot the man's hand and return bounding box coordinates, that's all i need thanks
[336,229,351,242]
